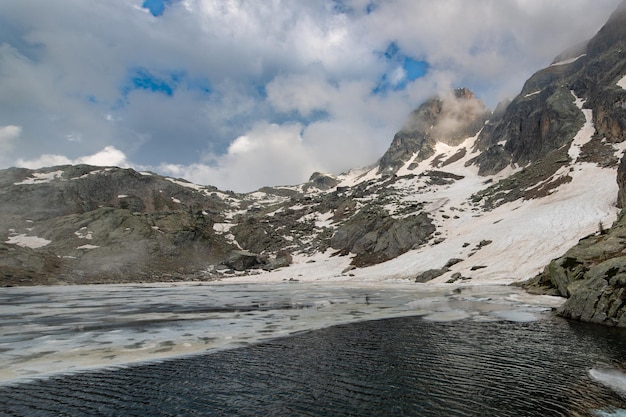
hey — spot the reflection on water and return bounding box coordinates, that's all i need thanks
[2,282,626,415]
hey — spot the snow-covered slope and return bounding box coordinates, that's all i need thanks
[226,98,621,284]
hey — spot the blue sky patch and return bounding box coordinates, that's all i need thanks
[403,57,428,82]
[373,42,429,94]
[125,68,174,96]
[121,68,212,99]
[142,0,173,17]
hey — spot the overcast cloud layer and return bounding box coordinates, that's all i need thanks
[0,0,620,192]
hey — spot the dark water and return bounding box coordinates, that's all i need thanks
[2,315,626,417]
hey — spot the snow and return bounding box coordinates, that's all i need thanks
[569,91,595,162]
[6,233,51,249]
[171,197,181,204]
[618,74,626,90]
[165,177,204,191]
[76,244,99,250]
[524,90,541,98]
[224,104,618,286]
[337,166,380,188]
[74,227,93,240]
[14,170,64,185]
[551,54,586,66]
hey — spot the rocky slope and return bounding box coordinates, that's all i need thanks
[1,1,626,329]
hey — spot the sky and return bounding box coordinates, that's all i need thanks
[0,0,621,192]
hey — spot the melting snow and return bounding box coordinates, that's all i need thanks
[618,74,626,90]
[225,105,618,286]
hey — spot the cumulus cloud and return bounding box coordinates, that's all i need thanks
[0,0,621,191]
[160,122,317,191]
[16,146,129,170]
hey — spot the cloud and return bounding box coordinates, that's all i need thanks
[0,0,621,191]
[16,146,129,170]
[160,122,317,191]
[0,125,21,150]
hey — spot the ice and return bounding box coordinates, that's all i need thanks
[592,408,626,417]
[423,310,470,322]
[590,368,626,398]
[0,283,561,385]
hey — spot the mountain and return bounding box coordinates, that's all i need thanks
[1,2,626,327]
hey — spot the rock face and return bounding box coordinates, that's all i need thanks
[519,1,626,326]
[470,1,626,177]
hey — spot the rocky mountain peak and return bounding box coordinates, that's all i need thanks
[377,87,488,175]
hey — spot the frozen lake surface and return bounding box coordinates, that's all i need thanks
[2,282,626,416]
[0,282,561,383]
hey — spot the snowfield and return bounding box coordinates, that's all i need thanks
[226,100,622,286]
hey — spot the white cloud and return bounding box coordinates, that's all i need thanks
[160,122,317,191]
[0,0,621,191]
[16,146,129,170]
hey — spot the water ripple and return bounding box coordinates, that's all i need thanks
[3,316,625,416]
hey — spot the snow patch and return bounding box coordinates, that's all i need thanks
[6,234,51,249]
[14,170,64,185]
[77,244,99,250]
[551,54,586,66]
[617,74,626,90]
[165,177,203,191]
[74,227,93,240]
[569,91,596,162]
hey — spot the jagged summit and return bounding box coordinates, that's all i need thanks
[377,87,488,175]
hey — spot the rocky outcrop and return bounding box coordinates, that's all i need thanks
[305,172,339,191]
[330,207,435,267]
[523,212,626,326]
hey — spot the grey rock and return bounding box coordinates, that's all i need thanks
[415,268,449,283]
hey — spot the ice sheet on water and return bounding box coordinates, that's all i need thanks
[0,282,562,385]
[590,368,626,398]
[592,408,626,417]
